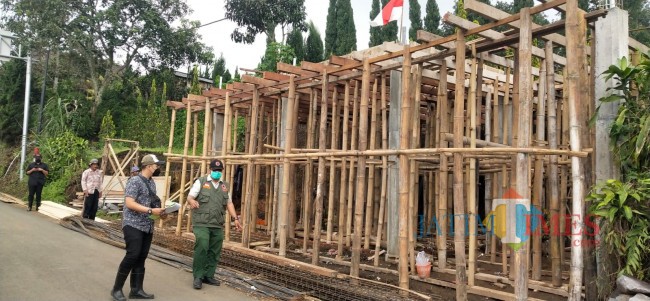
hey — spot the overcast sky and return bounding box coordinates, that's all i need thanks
[185,0,457,76]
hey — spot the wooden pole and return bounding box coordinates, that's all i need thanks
[452,30,468,300]
[503,65,511,276]
[160,108,176,229]
[364,77,379,249]
[351,60,370,281]
[346,82,360,247]
[468,44,478,287]
[327,86,340,243]
[175,102,192,235]
[337,81,351,260]
[242,87,261,248]
[303,89,316,253]
[289,95,300,239]
[270,101,281,248]
[223,94,233,241]
[250,103,265,236]
[408,65,422,276]
[546,41,562,288]
[437,60,449,270]
[398,46,412,293]
[279,76,296,257]
[186,112,200,231]
[484,82,493,258]
[567,3,586,298]
[532,56,547,281]
[312,70,329,265]
[514,8,533,301]
[374,73,388,267]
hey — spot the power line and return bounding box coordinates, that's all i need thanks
[197,18,228,28]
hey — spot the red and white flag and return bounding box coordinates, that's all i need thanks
[370,0,404,27]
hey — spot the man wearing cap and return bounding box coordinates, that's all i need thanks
[25,154,49,211]
[187,159,241,289]
[130,166,140,178]
[81,158,103,220]
[110,154,166,301]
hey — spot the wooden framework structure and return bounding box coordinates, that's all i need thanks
[162,1,649,300]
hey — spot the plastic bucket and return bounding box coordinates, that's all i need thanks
[415,263,431,278]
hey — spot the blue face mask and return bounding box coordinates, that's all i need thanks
[211,171,222,180]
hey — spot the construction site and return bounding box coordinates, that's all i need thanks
[3,0,650,300]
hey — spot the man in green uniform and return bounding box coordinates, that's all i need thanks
[187,159,241,289]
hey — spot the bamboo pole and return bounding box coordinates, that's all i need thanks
[374,73,388,267]
[408,65,422,277]
[223,94,233,241]
[337,81,351,260]
[351,60,371,282]
[186,112,200,232]
[364,77,379,249]
[437,60,449,270]
[289,94,300,239]
[567,4,586,300]
[250,103,265,238]
[303,89,316,253]
[279,76,296,257]
[398,45,412,293]
[242,86,261,248]
[346,81,359,247]
[513,8,533,301]
[484,83,493,258]
[532,57,547,281]
[312,70,329,265]
[175,102,192,236]
[546,41,562,288]
[452,30,468,300]
[560,69,569,270]
[160,108,176,229]
[327,86,340,243]
[468,44,478,287]
[271,100,281,248]
[491,79,500,263]
[265,108,272,230]
[509,50,520,282]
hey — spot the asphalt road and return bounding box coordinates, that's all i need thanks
[0,201,257,301]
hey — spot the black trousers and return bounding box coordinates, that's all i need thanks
[28,183,44,209]
[117,225,153,275]
[82,189,99,220]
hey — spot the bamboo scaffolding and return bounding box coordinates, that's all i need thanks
[351,60,371,282]
[468,44,479,287]
[398,45,413,293]
[484,82,493,259]
[437,60,449,270]
[327,85,340,244]
[363,77,378,249]
[175,102,192,235]
[242,87,261,248]
[302,89,316,253]
[223,93,232,241]
[532,56,547,281]
[514,8,533,300]
[452,30,468,300]
[374,73,388,267]
[408,65,421,277]
[312,70,329,265]
[186,112,200,232]
[278,76,296,257]
[160,108,176,229]
[337,81,350,261]
[346,81,360,247]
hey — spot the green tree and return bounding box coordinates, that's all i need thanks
[190,66,201,95]
[224,0,307,44]
[424,0,442,36]
[287,27,305,63]
[333,0,357,55]
[380,0,399,43]
[1,0,212,118]
[369,0,383,47]
[223,70,232,84]
[624,0,650,47]
[98,110,116,139]
[409,0,423,41]
[0,59,36,144]
[212,54,226,87]
[324,0,338,57]
[304,21,324,63]
[258,42,296,72]
[234,67,241,82]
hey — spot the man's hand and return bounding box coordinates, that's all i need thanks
[98,191,102,198]
[234,219,242,231]
[83,191,88,197]
[188,199,199,209]
[151,208,164,216]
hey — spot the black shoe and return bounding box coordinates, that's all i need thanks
[129,269,154,299]
[203,277,220,286]
[193,278,202,289]
[111,289,127,301]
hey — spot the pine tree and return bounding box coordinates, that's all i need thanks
[287,27,305,63]
[304,20,324,62]
[324,0,338,57]
[409,0,423,41]
[234,67,241,82]
[424,0,442,35]
[369,0,383,47]
[333,0,356,55]
[223,69,232,83]
[380,0,398,42]
[441,0,468,36]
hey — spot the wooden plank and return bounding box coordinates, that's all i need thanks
[329,55,360,66]
[241,74,277,86]
[416,30,454,49]
[277,62,319,76]
[262,71,290,81]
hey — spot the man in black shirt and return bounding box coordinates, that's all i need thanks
[25,154,49,211]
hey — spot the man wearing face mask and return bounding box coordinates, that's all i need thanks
[187,159,241,289]
[26,153,49,211]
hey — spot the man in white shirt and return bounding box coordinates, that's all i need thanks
[81,158,103,220]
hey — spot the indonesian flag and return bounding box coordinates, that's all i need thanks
[370,0,404,27]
